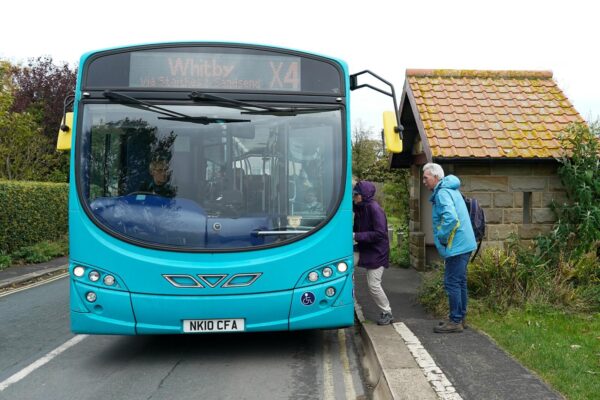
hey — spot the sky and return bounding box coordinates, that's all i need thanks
[2,0,598,134]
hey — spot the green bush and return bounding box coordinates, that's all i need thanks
[0,180,68,254]
[467,246,525,309]
[388,221,410,268]
[11,235,69,264]
[419,243,598,315]
[551,121,600,258]
[469,243,579,310]
[0,252,12,270]
[383,177,410,268]
[418,264,448,316]
[389,242,410,268]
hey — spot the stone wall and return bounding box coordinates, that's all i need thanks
[449,162,565,249]
[408,161,565,268]
[408,165,426,270]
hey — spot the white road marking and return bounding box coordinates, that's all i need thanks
[322,332,335,400]
[337,329,357,400]
[0,272,69,298]
[0,334,88,392]
[393,322,463,400]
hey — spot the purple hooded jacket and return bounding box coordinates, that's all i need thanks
[353,181,390,269]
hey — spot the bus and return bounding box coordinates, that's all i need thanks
[57,42,400,334]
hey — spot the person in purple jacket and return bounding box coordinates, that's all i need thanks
[353,181,393,325]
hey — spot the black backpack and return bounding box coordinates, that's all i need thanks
[463,195,486,260]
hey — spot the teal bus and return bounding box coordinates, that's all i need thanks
[58,42,399,334]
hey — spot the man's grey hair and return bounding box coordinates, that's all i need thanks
[423,163,445,179]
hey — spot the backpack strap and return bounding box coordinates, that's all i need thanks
[471,239,482,262]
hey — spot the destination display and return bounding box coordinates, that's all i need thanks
[84,45,343,94]
[129,52,301,91]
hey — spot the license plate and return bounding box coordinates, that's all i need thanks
[183,319,245,333]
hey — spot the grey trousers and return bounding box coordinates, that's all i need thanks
[355,253,392,314]
[366,267,392,315]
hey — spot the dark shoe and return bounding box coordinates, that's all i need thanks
[434,320,463,333]
[438,318,468,329]
[377,312,394,325]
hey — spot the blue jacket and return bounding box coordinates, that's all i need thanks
[353,181,389,269]
[429,175,477,259]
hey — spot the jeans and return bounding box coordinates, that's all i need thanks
[444,252,471,323]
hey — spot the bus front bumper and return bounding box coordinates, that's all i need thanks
[70,276,353,334]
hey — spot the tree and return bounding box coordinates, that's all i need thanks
[351,120,408,183]
[351,119,410,225]
[8,56,77,181]
[11,56,77,140]
[351,120,382,180]
[0,62,55,180]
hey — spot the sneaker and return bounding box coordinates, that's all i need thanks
[377,312,394,325]
[433,320,463,333]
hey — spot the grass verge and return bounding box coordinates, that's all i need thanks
[0,235,69,270]
[470,305,600,400]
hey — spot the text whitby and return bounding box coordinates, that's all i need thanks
[132,54,301,90]
[168,57,235,78]
[136,57,261,89]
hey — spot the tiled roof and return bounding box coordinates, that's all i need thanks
[405,69,585,158]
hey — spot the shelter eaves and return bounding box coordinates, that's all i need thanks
[401,69,585,161]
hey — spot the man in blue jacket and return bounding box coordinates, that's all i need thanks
[423,163,477,333]
[353,181,393,325]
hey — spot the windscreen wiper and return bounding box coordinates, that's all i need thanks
[103,90,249,124]
[157,116,250,125]
[189,91,340,116]
[241,107,336,116]
[190,91,278,113]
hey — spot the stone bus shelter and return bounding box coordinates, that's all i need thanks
[389,69,584,269]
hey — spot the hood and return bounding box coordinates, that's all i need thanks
[439,175,461,190]
[431,175,461,200]
[354,181,376,202]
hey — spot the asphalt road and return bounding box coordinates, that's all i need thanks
[0,277,367,400]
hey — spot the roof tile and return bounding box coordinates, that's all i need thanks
[477,130,494,140]
[405,69,584,159]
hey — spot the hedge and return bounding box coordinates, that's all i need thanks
[0,180,68,254]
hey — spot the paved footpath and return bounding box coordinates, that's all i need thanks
[354,266,564,400]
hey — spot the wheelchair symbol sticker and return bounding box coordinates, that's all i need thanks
[301,292,315,306]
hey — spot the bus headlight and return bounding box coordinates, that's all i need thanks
[86,292,97,302]
[89,271,100,282]
[322,267,333,278]
[337,262,348,273]
[103,275,116,286]
[73,266,85,277]
[325,287,336,297]
[308,271,319,282]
